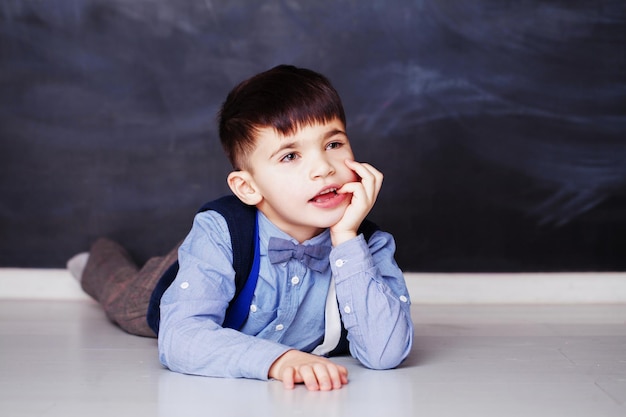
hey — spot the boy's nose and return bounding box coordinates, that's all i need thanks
[310,155,335,179]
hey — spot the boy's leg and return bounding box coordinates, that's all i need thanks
[81,238,181,337]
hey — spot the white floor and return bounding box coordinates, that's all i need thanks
[1,272,625,417]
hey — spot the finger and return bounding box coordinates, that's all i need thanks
[299,365,320,391]
[344,159,372,181]
[281,367,296,390]
[336,183,369,214]
[338,178,376,207]
[345,160,383,184]
[325,364,345,389]
[336,181,361,196]
[313,363,333,391]
[359,163,384,193]
[344,161,383,198]
[338,365,349,385]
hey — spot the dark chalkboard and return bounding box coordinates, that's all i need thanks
[1,0,625,272]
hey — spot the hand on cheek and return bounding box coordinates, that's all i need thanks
[330,159,383,246]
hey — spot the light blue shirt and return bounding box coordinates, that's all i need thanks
[158,209,414,380]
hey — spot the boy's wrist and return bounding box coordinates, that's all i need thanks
[268,349,294,380]
[330,230,357,246]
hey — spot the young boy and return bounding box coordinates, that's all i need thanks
[69,65,413,391]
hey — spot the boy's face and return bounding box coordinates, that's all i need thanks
[244,118,358,242]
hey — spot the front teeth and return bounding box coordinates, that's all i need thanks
[318,188,337,196]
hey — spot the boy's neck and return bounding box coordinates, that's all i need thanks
[257,207,326,243]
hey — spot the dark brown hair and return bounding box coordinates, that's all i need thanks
[218,65,346,170]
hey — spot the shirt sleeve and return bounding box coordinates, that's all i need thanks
[330,231,414,370]
[157,211,290,380]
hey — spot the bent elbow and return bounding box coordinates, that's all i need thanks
[358,340,413,370]
[362,352,406,370]
[157,320,192,374]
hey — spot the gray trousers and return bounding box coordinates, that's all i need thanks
[81,238,181,337]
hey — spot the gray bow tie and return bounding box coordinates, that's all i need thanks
[267,237,332,272]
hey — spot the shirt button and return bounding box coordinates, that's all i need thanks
[335,259,346,267]
[291,276,300,285]
[180,281,190,289]
[275,324,284,331]
[399,295,408,303]
[343,305,351,314]
[250,304,258,313]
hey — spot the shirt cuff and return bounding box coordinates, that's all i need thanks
[255,344,293,381]
[329,234,374,283]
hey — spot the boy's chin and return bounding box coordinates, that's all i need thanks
[308,214,346,230]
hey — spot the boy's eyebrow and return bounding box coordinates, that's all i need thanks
[270,141,299,159]
[269,128,347,159]
[324,128,347,139]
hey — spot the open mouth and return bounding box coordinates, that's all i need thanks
[310,187,338,203]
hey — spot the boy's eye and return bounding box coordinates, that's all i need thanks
[326,141,343,150]
[280,152,298,162]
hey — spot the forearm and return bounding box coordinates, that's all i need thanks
[158,307,290,380]
[330,233,414,369]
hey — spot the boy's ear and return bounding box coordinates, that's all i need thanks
[227,171,262,206]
